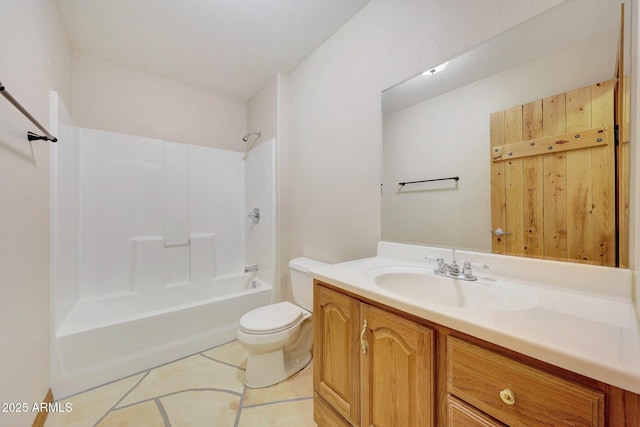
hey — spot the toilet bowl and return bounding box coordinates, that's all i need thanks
[237,257,328,388]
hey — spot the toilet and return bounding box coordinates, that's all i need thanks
[237,257,328,388]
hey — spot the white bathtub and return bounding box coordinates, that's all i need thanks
[51,274,272,398]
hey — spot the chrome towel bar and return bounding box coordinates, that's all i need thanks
[0,81,57,142]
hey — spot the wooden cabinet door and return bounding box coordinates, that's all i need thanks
[313,283,361,425]
[490,80,616,266]
[360,304,435,427]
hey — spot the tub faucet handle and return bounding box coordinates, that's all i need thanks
[248,208,261,224]
[244,265,259,273]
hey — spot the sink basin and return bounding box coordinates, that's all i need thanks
[368,267,536,311]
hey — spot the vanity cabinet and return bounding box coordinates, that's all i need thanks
[314,282,435,427]
[314,280,640,427]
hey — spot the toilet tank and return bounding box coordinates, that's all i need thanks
[289,257,329,312]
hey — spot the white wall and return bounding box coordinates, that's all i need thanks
[276,74,293,300]
[283,0,566,265]
[72,53,247,152]
[0,0,71,425]
[382,36,617,251]
[248,76,278,145]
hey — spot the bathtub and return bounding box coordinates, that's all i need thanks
[51,274,272,398]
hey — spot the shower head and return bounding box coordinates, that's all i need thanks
[242,131,262,142]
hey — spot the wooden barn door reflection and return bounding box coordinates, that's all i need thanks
[490,80,617,266]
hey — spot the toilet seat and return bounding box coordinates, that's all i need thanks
[239,301,303,335]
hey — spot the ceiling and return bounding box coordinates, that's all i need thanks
[55,0,372,101]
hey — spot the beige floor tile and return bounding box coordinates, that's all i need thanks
[202,340,249,369]
[243,360,313,406]
[238,398,316,427]
[45,342,316,426]
[118,354,244,407]
[45,373,145,427]
[97,400,165,426]
[161,390,239,427]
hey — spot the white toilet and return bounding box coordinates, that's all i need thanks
[237,257,328,388]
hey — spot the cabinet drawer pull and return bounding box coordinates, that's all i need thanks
[360,319,368,355]
[499,389,515,405]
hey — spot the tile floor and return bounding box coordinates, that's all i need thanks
[46,340,316,426]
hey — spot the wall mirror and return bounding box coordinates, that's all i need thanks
[381,0,631,267]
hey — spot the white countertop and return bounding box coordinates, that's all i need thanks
[310,253,640,394]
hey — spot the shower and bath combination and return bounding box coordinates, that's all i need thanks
[50,104,277,396]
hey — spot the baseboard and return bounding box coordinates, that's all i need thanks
[32,389,53,427]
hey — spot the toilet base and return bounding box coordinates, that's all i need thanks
[243,320,313,388]
[244,350,311,388]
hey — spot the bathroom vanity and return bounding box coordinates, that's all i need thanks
[310,243,640,426]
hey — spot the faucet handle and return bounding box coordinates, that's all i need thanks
[470,262,489,270]
[462,261,477,280]
[463,261,472,274]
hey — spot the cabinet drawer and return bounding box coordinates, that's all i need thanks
[447,395,506,427]
[447,337,604,426]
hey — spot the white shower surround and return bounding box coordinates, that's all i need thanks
[73,128,248,300]
[50,95,276,397]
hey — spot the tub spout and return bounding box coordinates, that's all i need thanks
[244,265,259,273]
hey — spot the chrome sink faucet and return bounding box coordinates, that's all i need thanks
[431,251,477,281]
[436,257,456,275]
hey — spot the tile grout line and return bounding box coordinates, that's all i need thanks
[199,352,246,371]
[233,385,248,427]
[113,388,243,411]
[55,368,148,402]
[91,370,150,427]
[154,398,172,427]
[243,395,314,409]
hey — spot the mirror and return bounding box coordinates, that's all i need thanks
[381,0,629,267]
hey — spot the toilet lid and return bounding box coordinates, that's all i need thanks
[239,301,303,335]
